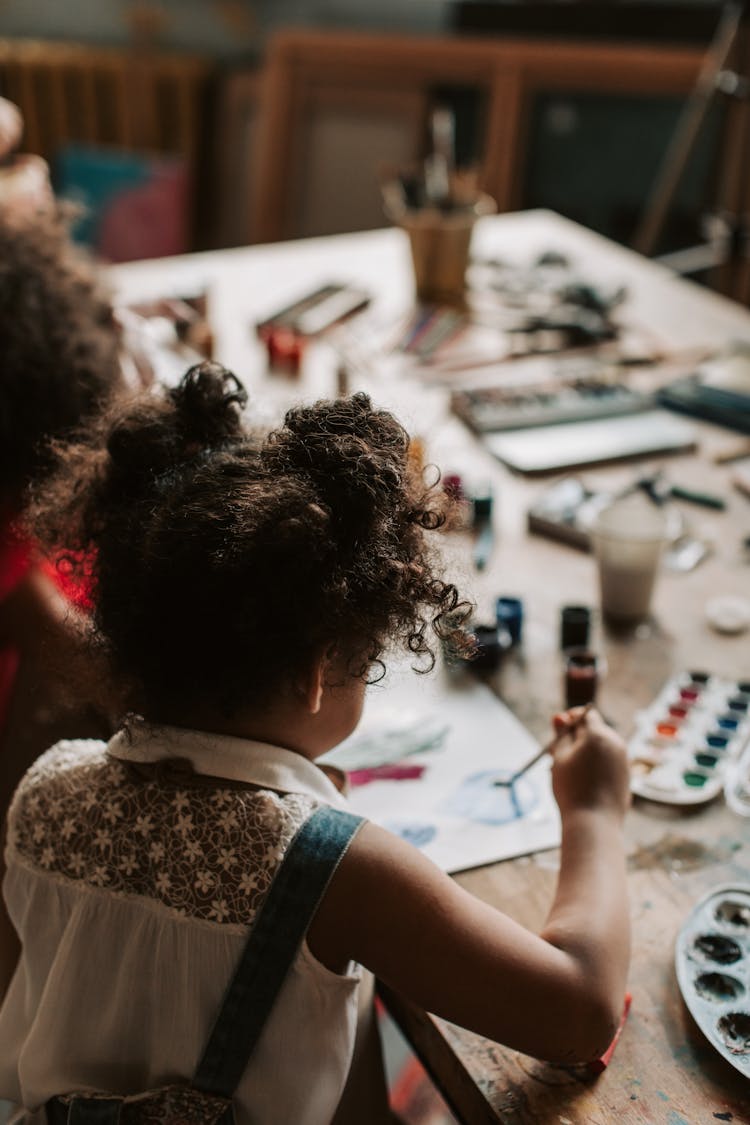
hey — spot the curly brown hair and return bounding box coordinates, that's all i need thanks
[0,208,120,508]
[29,362,470,719]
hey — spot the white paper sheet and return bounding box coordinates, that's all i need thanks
[322,666,561,874]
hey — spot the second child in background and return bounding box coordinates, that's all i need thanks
[0,204,122,811]
[0,95,159,812]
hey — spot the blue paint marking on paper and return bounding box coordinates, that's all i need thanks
[439,771,538,825]
[385,823,438,848]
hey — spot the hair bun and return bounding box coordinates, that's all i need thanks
[105,362,248,495]
[263,393,410,541]
[170,361,247,447]
[105,411,176,488]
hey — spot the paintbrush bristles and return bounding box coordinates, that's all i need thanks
[494,703,593,787]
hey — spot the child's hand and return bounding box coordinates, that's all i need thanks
[550,707,631,820]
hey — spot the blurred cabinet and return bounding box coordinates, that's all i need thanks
[0,39,209,165]
[0,32,710,252]
[211,66,264,249]
[251,32,518,244]
[0,38,211,251]
[246,29,704,246]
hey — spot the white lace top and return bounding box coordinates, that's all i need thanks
[0,724,371,1125]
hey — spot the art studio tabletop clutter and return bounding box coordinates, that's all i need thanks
[109,182,750,1120]
[9,6,750,1119]
[268,201,746,1076]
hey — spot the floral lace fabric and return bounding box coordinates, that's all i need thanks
[7,741,317,927]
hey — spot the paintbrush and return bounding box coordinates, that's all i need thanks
[423,106,455,208]
[494,704,593,787]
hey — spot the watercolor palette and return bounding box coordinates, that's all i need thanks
[676,885,750,1078]
[628,671,750,805]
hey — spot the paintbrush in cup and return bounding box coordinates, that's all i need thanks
[493,704,593,787]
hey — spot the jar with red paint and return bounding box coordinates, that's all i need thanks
[564,649,602,709]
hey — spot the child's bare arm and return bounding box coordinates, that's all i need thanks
[309,709,630,1065]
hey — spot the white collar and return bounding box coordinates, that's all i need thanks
[107,722,348,807]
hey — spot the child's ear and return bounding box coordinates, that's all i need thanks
[298,653,327,715]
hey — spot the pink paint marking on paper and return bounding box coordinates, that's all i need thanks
[348,764,426,788]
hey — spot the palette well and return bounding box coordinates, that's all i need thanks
[628,671,750,806]
[676,885,750,1078]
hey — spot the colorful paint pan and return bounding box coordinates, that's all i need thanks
[630,762,724,805]
[628,671,750,806]
[676,885,750,1079]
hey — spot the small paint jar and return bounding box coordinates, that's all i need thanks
[440,611,473,673]
[496,596,523,646]
[266,327,305,376]
[668,703,690,720]
[442,474,472,532]
[564,649,600,708]
[443,473,464,500]
[560,604,591,651]
[727,695,750,714]
[706,732,731,751]
[469,623,510,673]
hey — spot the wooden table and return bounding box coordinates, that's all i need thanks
[110,211,750,1125]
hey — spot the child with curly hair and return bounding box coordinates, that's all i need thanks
[0,363,631,1125]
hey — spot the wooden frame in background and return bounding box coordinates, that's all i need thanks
[250,29,704,245]
[0,38,211,248]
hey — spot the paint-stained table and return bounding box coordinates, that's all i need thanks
[110,211,750,1125]
[367,216,750,1125]
[381,805,749,1125]
[379,501,750,1125]
[377,442,750,1125]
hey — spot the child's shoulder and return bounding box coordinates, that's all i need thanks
[6,744,325,927]
[16,738,112,796]
[7,738,116,834]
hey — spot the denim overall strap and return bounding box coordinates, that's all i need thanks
[193,803,364,1098]
[47,1099,122,1125]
